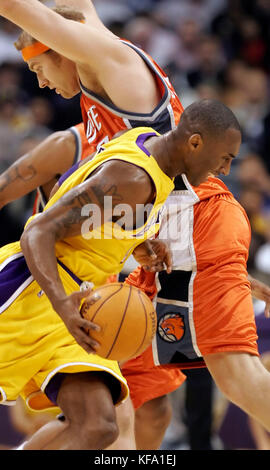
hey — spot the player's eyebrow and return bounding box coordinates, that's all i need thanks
[229,153,236,159]
[28,62,39,72]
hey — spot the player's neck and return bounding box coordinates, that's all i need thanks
[145,134,185,178]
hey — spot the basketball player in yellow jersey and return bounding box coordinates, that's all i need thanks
[0,100,241,450]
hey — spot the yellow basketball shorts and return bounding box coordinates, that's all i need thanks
[0,242,128,411]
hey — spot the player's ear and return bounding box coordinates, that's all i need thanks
[188,133,203,151]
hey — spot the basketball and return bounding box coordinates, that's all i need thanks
[80,282,157,361]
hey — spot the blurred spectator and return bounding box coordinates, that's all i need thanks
[238,183,267,273]
[93,0,132,24]
[123,16,179,68]
[154,0,226,31]
[187,34,226,89]
[259,111,270,174]
[237,16,267,68]
[255,218,270,280]
[211,0,250,60]
[173,19,202,74]
[0,19,21,64]
[240,68,269,144]
[236,153,270,199]
[222,66,270,152]
[29,97,55,131]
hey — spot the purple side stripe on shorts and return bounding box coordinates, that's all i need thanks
[0,256,32,311]
[44,373,66,405]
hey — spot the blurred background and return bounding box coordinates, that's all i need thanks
[0,0,270,451]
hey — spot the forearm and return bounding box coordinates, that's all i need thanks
[0,131,76,209]
[20,224,67,309]
[53,0,108,30]
[54,0,96,14]
[0,161,38,209]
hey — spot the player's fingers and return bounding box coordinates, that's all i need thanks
[164,249,172,274]
[143,240,157,259]
[77,287,93,299]
[76,325,100,352]
[149,262,164,272]
[77,336,99,354]
[79,317,101,332]
[70,287,93,306]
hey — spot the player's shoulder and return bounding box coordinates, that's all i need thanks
[196,178,245,213]
[194,178,250,233]
[47,128,76,148]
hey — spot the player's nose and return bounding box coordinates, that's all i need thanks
[37,76,49,89]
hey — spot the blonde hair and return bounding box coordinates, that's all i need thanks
[14,6,85,50]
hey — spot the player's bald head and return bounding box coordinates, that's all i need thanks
[177,99,241,140]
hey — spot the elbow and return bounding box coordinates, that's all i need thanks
[20,220,56,258]
[20,223,43,257]
[20,227,31,256]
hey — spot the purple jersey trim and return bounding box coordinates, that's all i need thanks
[58,161,80,187]
[136,132,157,156]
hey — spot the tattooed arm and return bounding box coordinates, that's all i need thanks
[0,130,76,209]
[20,160,155,352]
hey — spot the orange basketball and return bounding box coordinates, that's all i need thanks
[80,282,157,361]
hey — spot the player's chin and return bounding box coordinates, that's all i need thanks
[56,89,77,99]
[59,91,75,99]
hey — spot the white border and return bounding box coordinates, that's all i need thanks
[0,252,23,272]
[40,362,129,403]
[187,206,202,357]
[156,297,189,308]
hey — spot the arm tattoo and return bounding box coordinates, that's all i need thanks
[61,183,124,209]
[51,182,124,240]
[0,163,37,192]
[91,184,123,208]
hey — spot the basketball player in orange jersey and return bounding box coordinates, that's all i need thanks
[6,0,183,152]
[124,172,270,444]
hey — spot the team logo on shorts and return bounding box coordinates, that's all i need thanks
[158,313,185,342]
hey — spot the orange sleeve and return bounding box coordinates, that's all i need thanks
[192,195,258,357]
[125,267,157,301]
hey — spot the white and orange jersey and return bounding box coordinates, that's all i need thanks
[33,123,91,214]
[80,39,184,152]
[126,176,259,370]
[34,40,183,214]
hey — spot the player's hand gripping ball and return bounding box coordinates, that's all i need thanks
[80,282,157,361]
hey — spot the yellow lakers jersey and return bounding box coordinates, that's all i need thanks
[28,127,175,287]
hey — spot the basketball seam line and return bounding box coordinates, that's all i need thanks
[131,289,149,358]
[106,285,133,358]
[90,284,123,322]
